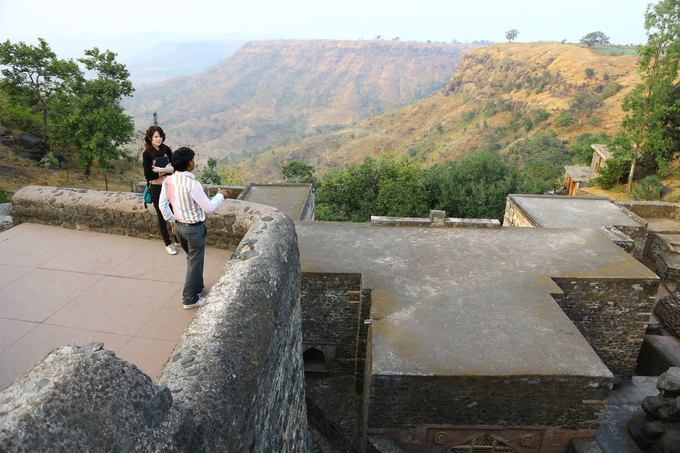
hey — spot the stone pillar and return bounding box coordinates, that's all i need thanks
[430,210,446,227]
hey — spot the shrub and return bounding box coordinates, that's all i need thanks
[535,109,551,122]
[39,152,60,169]
[585,68,596,78]
[593,158,629,189]
[0,189,11,203]
[632,175,664,200]
[601,83,623,99]
[462,110,478,123]
[555,111,575,127]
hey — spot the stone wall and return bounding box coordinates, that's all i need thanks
[371,210,501,229]
[0,344,195,452]
[503,196,537,227]
[637,336,680,376]
[0,202,12,233]
[552,277,659,379]
[10,185,258,249]
[615,200,680,221]
[612,207,648,259]
[300,273,370,392]
[655,293,680,338]
[366,374,610,452]
[2,186,312,452]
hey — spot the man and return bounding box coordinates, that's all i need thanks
[159,147,230,309]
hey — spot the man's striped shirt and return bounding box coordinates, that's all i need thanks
[159,171,224,224]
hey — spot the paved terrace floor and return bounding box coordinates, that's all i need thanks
[0,223,232,391]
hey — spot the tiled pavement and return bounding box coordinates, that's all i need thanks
[0,223,232,391]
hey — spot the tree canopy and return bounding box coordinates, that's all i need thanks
[617,0,680,190]
[0,38,79,141]
[0,39,135,177]
[314,152,551,222]
[580,31,611,47]
[505,29,519,42]
[282,160,317,185]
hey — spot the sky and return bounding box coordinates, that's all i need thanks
[0,0,653,61]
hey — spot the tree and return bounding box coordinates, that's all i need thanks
[580,31,611,47]
[282,160,317,185]
[570,89,604,122]
[430,150,550,220]
[199,158,223,185]
[571,132,610,164]
[49,48,134,177]
[315,155,429,221]
[505,29,519,42]
[0,38,79,142]
[619,0,680,191]
[505,131,575,185]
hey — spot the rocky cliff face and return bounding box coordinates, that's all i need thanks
[123,39,476,159]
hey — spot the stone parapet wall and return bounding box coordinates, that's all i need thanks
[10,185,265,249]
[552,277,659,379]
[615,200,680,221]
[611,207,648,259]
[0,344,194,451]
[371,214,501,229]
[2,186,312,452]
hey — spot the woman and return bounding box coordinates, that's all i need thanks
[142,125,177,255]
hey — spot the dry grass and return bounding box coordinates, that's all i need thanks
[0,143,145,199]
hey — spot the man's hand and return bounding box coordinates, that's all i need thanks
[217,188,230,198]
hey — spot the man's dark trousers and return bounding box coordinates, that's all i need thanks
[175,222,206,305]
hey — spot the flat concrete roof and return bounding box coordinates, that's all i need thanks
[565,166,597,182]
[510,195,643,229]
[592,143,613,160]
[296,221,658,378]
[240,184,311,220]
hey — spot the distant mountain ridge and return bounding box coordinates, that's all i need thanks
[231,42,641,182]
[122,39,477,159]
[122,40,248,86]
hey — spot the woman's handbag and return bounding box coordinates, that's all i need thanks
[143,184,152,206]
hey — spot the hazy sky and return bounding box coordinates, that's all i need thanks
[1,0,652,60]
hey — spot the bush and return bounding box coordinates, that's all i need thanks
[555,111,575,127]
[601,83,623,99]
[0,189,11,203]
[535,109,551,122]
[39,152,60,169]
[593,158,629,189]
[632,175,664,200]
[585,68,596,78]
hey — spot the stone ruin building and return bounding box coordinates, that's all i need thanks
[1,185,680,452]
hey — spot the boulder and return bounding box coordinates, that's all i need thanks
[14,132,43,149]
[656,426,680,453]
[658,368,680,397]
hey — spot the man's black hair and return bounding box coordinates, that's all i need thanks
[172,147,195,172]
